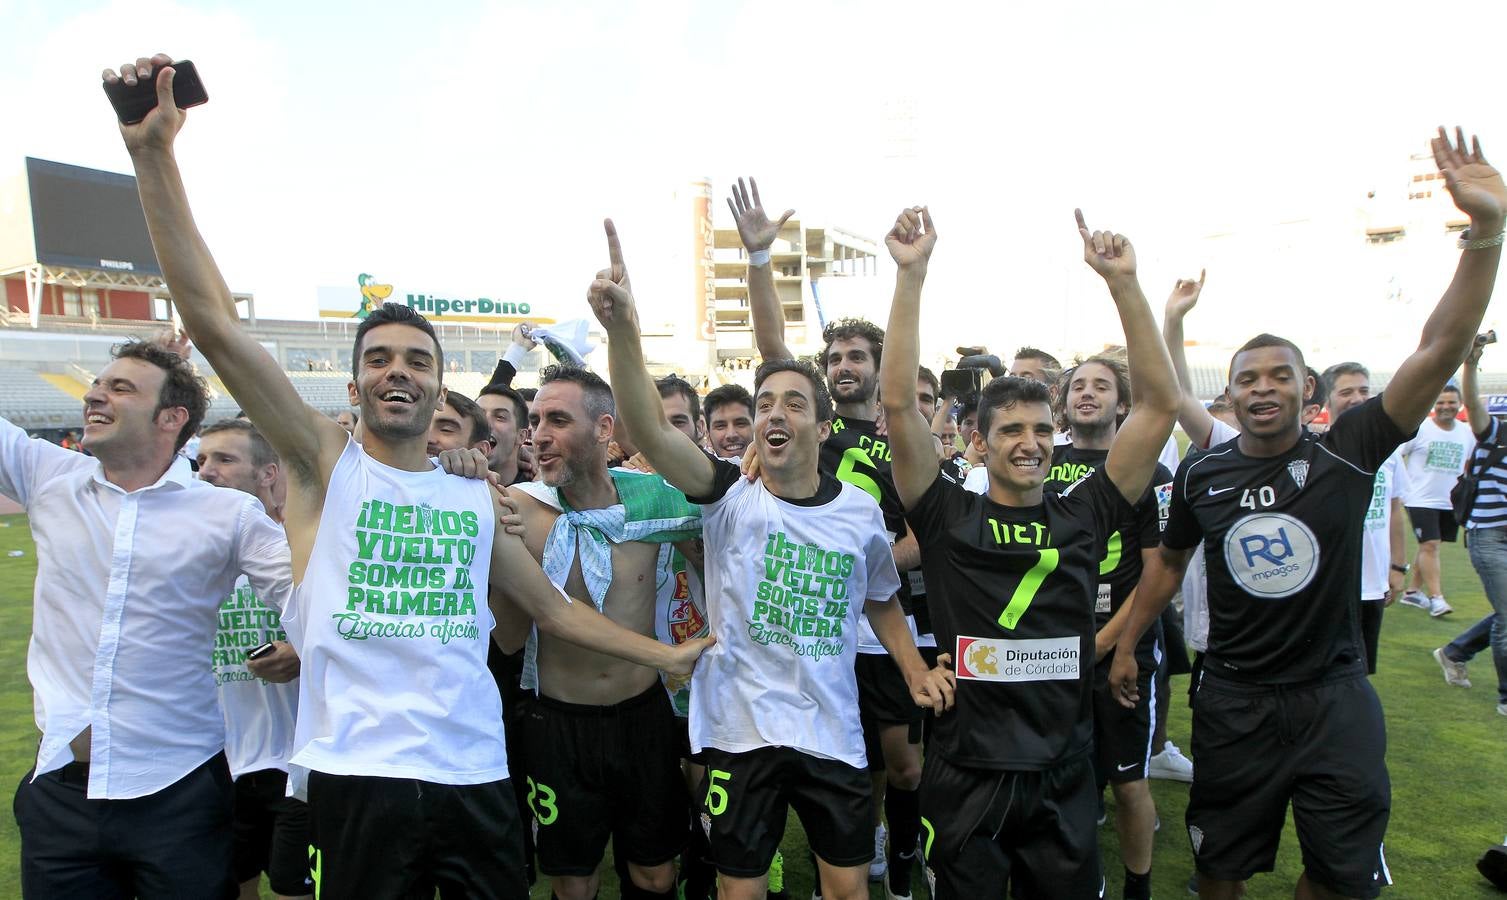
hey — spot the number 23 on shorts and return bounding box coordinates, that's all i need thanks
[526,776,558,826]
[705,769,732,816]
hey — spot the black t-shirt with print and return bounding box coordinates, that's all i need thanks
[907,466,1132,770]
[1042,443,1173,671]
[1163,396,1410,683]
[819,416,912,612]
[819,416,907,538]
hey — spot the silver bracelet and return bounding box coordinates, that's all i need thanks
[748,249,772,267]
[1458,228,1506,251]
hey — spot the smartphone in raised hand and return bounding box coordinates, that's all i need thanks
[103,59,209,125]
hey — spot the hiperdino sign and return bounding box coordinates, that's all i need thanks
[317,274,553,325]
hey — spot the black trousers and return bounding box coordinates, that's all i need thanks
[14,753,235,900]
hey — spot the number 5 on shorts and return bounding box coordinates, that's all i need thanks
[705,769,732,817]
[999,549,1059,630]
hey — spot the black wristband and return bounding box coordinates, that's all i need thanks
[1390,564,1409,574]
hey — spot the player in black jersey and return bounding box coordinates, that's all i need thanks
[1045,355,1175,900]
[1110,126,1507,900]
[732,177,926,896]
[880,206,1180,899]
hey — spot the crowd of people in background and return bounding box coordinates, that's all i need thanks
[5,52,1507,900]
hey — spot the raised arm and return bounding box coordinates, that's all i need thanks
[487,324,537,389]
[1162,271,1217,448]
[728,178,796,361]
[587,220,717,497]
[1076,210,1181,503]
[1383,127,1507,431]
[1463,336,1491,435]
[106,55,345,487]
[877,207,940,509]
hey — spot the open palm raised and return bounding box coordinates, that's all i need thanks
[727,177,794,252]
[1434,126,1507,228]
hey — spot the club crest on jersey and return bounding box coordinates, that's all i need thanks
[1223,512,1320,599]
[955,635,1080,682]
[1287,459,1310,489]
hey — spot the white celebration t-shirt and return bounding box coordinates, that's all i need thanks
[284,439,507,785]
[689,466,901,768]
[1400,417,1475,510]
[215,573,299,779]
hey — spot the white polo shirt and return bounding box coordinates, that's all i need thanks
[0,416,291,799]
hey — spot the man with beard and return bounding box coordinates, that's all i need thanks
[109,54,710,899]
[734,178,925,895]
[590,218,948,900]
[1047,356,1174,900]
[1111,127,1505,900]
[881,206,1179,898]
[197,419,311,900]
[705,384,755,460]
[500,364,705,900]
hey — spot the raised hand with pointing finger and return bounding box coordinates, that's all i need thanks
[586,219,639,334]
[1076,208,1136,282]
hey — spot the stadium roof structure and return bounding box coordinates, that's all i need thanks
[0,158,256,329]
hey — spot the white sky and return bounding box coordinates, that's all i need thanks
[5,0,1506,368]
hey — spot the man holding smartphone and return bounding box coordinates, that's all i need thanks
[105,53,711,899]
[198,418,312,900]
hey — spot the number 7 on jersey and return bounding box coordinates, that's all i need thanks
[998,549,1060,630]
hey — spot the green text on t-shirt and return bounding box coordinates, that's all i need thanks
[334,499,484,645]
[748,530,857,661]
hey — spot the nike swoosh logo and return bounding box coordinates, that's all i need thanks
[1207,486,1236,496]
[1117,762,1139,771]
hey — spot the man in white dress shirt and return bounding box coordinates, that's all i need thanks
[4,338,292,899]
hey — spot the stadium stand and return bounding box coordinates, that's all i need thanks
[0,366,90,429]
[7,348,1507,436]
